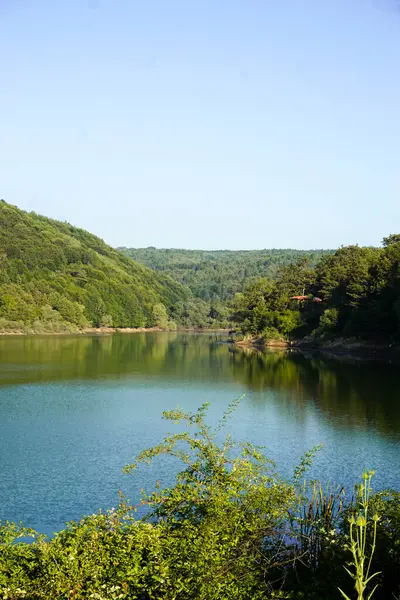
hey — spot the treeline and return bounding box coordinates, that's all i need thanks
[0,201,189,333]
[119,247,331,302]
[1,402,399,599]
[234,235,400,342]
[3,199,400,338]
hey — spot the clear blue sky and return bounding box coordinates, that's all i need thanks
[1,0,400,249]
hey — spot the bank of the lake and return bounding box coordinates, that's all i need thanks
[235,334,400,363]
[235,336,289,348]
[0,326,165,336]
[0,326,232,336]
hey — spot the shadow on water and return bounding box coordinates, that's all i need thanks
[228,345,400,438]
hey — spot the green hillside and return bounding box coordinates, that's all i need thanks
[232,235,400,343]
[118,247,333,301]
[0,201,188,333]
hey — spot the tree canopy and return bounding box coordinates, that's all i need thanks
[119,247,332,302]
[233,239,400,342]
[0,201,188,332]
[2,199,400,340]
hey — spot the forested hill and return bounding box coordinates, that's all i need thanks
[118,247,333,301]
[0,201,188,333]
[232,235,400,343]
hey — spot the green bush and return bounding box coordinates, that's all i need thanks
[0,402,399,599]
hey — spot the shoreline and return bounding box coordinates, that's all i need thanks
[3,326,398,363]
[235,338,289,348]
[295,337,400,362]
[0,327,232,337]
[234,335,400,362]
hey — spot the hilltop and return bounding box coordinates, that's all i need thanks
[0,201,188,333]
[118,247,333,301]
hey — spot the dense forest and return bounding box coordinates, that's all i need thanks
[120,242,400,343]
[0,201,188,333]
[233,235,400,343]
[119,247,332,301]
[2,200,400,341]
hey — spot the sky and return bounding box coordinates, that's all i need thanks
[1,0,400,250]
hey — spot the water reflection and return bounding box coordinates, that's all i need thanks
[1,333,400,439]
[229,346,400,438]
[1,333,400,533]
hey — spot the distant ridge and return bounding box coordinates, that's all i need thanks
[118,246,333,301]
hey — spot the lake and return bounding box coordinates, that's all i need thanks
[0,332,399,536]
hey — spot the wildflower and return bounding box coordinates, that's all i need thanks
[372,514,380,522]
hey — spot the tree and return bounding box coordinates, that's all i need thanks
[152,303,169,329]
[382,234,400,247]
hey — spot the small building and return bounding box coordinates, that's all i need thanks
[289,295,322,303]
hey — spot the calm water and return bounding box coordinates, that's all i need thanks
[0,332,400,535]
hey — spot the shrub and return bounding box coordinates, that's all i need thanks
[0,402,399,600]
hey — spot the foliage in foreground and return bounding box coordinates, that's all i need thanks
[1,402,400,600]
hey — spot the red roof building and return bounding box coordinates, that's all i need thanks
[289,295,322,303]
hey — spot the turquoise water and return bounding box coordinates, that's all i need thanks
[0,332,399,535]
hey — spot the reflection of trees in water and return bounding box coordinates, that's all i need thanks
[230,347,400,437]
[0,334,399,437]
[0,333,224,383]
[311,356,400,436]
